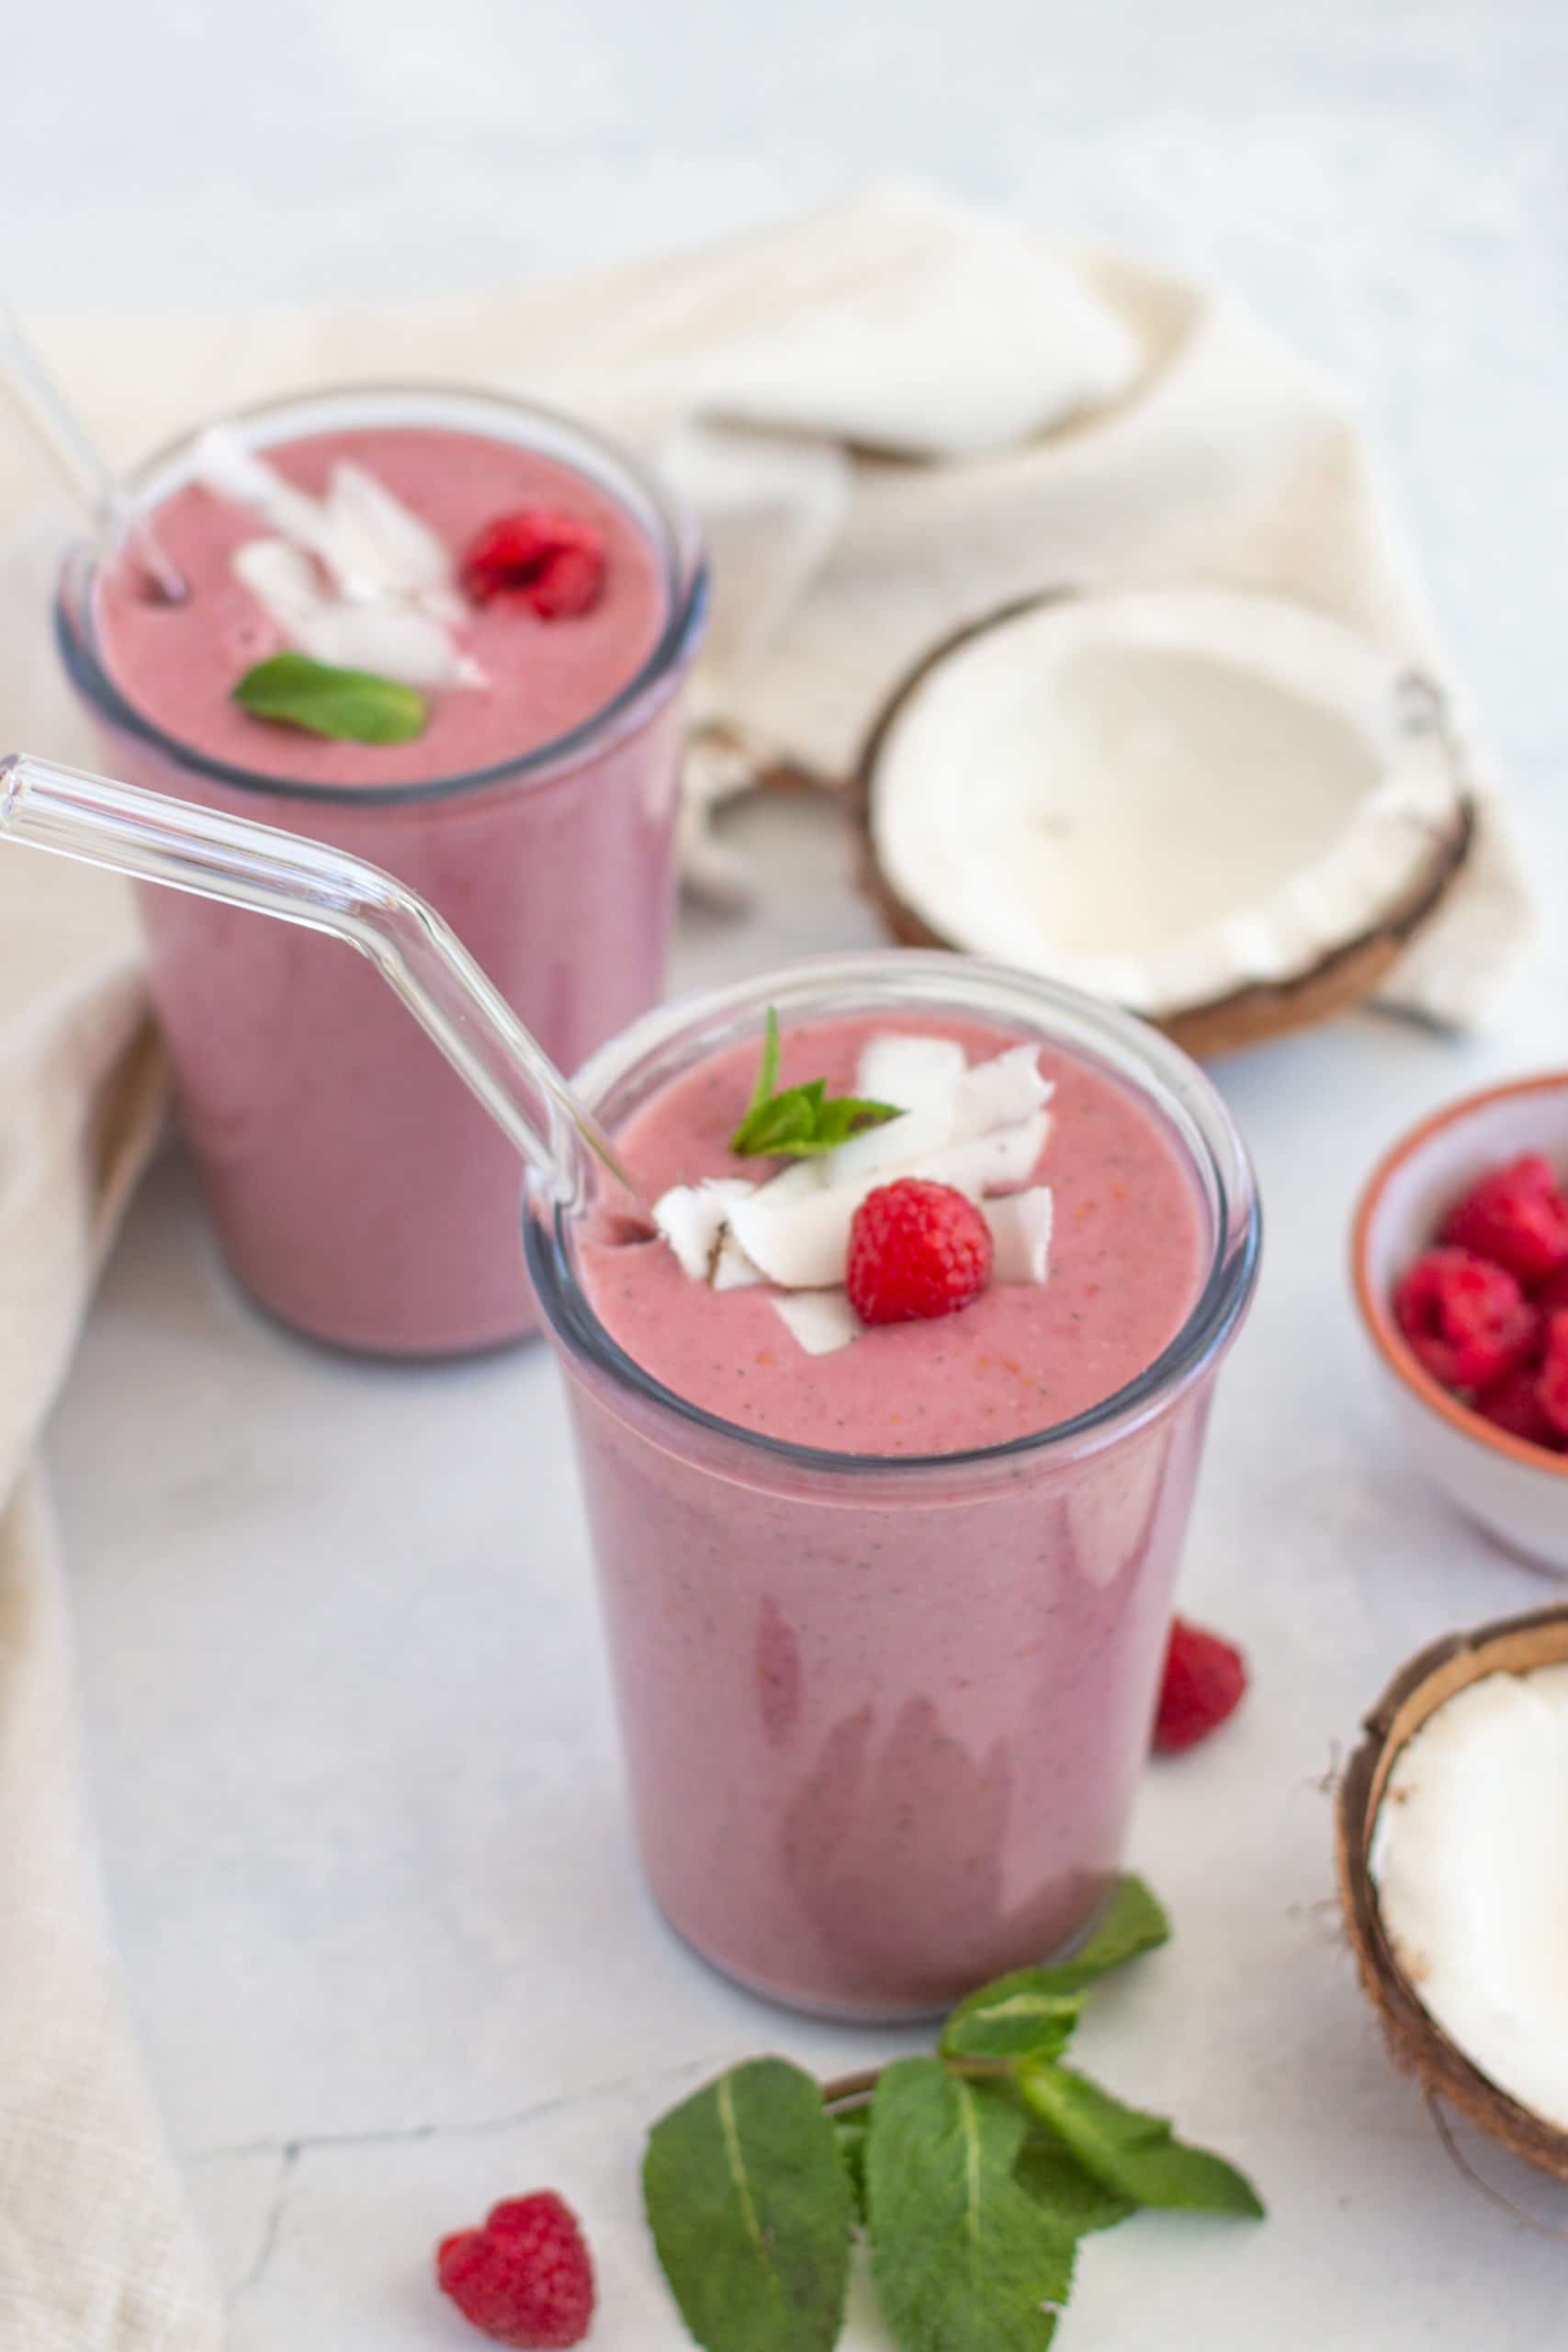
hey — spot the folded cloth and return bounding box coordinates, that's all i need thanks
[0,183,1532,2343]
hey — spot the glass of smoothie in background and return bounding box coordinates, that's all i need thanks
[526,952,1259,2020]
[54,384,705,1354]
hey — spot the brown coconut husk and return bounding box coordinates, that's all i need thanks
[1336,1607,1568,2185]
[852,593,1476,1062]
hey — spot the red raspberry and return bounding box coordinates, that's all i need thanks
[1473,1363,1562,1450]
[1438,1153,1568,1288]
[1392,1246,1537,1391]
[1537,1309,1568,1441]
[1154,1617,1247,1753]
[846,1178,992,1325]
[436,2192,594,2348]
[459,511,606,618]
[1534,1263,1568,1319]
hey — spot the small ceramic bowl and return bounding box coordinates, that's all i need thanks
[1351,1073,1568,1573]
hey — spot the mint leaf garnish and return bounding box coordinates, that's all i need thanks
[1012,2138,1134,2237]
[729,1008,902,1159]
[232,651,427,744]
[941,1878,1168,2064]
[867,2060,1075,2351]
[1017,2062,1264,2219]
[642,2057,852,2352]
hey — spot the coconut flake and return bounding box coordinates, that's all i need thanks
[819,1095,950,1188]
[951,1044,1054,1142]
[855,1033,967,1113]
[652,1178,756,1283]
[200,424,482,690]
[728,1183,861,1292]
[983,1187,1054,1284]
[771,1290,863,1356]
[915,1108,1052,1199]
[1371,1665,1568,2135]
[232,539,476,688]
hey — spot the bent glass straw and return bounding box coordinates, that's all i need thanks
[0,300,187,603]
[0,752,638,1212]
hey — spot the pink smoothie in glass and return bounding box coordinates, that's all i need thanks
[61,389,704,1354]
[532,977,1253,2019]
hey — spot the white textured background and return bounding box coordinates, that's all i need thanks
[19,3,1568,2345]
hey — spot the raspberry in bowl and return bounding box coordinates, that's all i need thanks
[1352,1077,1568,1571]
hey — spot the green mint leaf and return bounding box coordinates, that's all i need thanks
[867,2058,1076,2352]
[1012,2137,1134,2237]
[643,2058,853,2352]
[232,652,427,744]
[941,1973,1083,2064]
[833,2112,869,2224]
[940,1879,1168,2065]
[1048,1877,1170,1989]
[728,1007,903,1159]
[1016,2063,1264,2220]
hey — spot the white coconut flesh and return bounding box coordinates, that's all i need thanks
[867,589,1465,1018]
[1370,1666,1568,2134]
[649,1033,1056,1355]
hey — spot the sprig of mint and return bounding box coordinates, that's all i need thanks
[231,651,427,744]
[728,1008,903,1159]
[642,1878,1262,2352]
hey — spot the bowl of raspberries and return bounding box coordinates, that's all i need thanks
[1353,1075,1568,1570]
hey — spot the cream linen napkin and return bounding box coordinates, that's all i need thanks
[0,859,221,2347]
[0,182,1532,2342]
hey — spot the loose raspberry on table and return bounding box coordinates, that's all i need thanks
[459,510,606,618]
[1154,1617,1247,1753]
[1473,1363,1562,1450]
[1392,1246,1537,1392]
[435,2191,595,2348]
[1536,1309,1568,1442]
[1438,1153,1568,1288]
[846,1177,992,1326]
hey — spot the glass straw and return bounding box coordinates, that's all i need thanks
[0,301,187,602]
[0,752,637,1211]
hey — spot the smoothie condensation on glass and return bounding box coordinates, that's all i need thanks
[57,387,705,1355]
[526,956,1260,2021]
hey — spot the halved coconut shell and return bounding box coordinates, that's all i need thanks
[855,590,1474,1060]
[1336,1606,1568,2184]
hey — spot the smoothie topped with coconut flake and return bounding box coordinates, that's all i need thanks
[582,1012,1208,1455]
[94,423,667,786]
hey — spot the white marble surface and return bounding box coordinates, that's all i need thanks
[25,1,1568,2343]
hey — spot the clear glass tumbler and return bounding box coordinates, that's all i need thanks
[55,384,705,1356]
[525,952,1260,2021]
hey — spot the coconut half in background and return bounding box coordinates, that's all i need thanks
[1337,1608,1568,2186]
[858,588,1474,1058]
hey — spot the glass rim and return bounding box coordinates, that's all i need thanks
[524,949,1263,1480]
[53,378,709,810]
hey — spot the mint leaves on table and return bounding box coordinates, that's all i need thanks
[642,2058,852,2352]
[867,2060,1076,2352]
[642,1877,1263,2352]
[728,1007,903,1159]
[231,651,427,744]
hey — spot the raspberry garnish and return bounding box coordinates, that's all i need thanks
[436,2192,594,2348]
[1536,1309,1568,1441]
[1154,1617,1247,1753]
[1392,1246,1537,1391]
[846,1177,992,1325]
[1438,1153,1568,1288]
[459,511,606,618]
[1473,1363,1562,1450]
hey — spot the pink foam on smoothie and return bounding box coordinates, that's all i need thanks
[94,425,666,786]
[583,1015,1208,1455]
